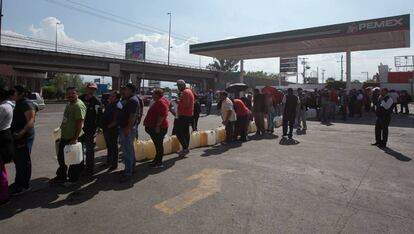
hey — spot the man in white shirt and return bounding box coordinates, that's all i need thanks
[388,90,399,114]
[372,88,394,148]
[220,92,237,143]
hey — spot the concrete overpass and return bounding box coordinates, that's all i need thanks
[0,46,219,91]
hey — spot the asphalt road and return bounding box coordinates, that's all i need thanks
[1,103,414,234]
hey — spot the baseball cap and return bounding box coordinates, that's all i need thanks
[86,83,98,89]
[176,79,186,86]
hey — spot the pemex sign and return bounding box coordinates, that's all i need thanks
[346,15,409,34]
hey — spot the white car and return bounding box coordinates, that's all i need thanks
[28,92,45,111]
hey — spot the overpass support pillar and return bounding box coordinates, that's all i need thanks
[112,76,121,91]
[346,51,351,91]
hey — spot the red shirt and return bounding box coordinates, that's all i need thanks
[233,99,250,117]
[177,88,194,117]
[144,98,169,129]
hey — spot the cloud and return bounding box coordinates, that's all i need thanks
[2,16,414,84]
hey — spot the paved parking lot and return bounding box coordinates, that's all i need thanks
[1,104,413,233]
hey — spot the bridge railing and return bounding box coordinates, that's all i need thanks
[1,34,210,71]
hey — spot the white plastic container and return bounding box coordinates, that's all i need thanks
[189,131,201,149]
[273,116,283,128]
[215,127,226,143]
[200,130,216,147]
[171,135,181,153]
[52,128,61,142]
[134,140,145,161]
[163,137,173,155]
[248,121,257,133]
[143,140,156,160]
[95,132,106,151]
[64,142,83,165]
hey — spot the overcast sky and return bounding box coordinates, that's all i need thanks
[2,0,414,83]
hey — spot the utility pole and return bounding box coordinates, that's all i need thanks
[167,12,172,65]
[299,57,309,84]
[337,55,344,82]
[55,22,61,52]
[321,69,326,83]
[0,0,3,46]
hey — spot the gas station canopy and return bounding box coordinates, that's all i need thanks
[190,14,410,59]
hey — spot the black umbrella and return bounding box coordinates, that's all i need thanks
[225,83,248,93]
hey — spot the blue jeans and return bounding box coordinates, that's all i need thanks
[267,112,275,130]
[120,127,137,176]
[14,132,34,189]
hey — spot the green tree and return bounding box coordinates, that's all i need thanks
[206,58,240,72]
[43,73,85,99]
[325,77,336,83]
[352,80,361,84]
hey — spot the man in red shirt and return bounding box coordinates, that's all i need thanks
[144,89,169,168]
[233,98,251,142]
[174,80,194,155]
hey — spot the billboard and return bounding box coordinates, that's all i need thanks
[280,57,297,73]
[125,41,146,60]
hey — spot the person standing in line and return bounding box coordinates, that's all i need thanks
[253,89,266,136]
[79,83,101,176]
[50,87,86,187]
[399,90,411,115]
[144,89,169,168]
[265,94,276,133]
[371,89,380,112]
[206,89,214,116]
[102,91,122,171]
[328,88,338,120]
[356,90,364,118]
[282,88,299,139]
[220,92,237,143]
[233,98,251,142]
[169,96,179,136]
[175,80,194,155]
[118,84,140,183]
[364,89,372,112]
[296,88,307,132]
[9,85,36,195]
[372,88,394,148]
[348,89,357,118]
[192,94,201,131]
[388,90,399,114]
[320,89,330,123]
[339,90,349,121]
[0,87,14,206]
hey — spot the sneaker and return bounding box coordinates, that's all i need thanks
[371,142,380,146]
[178,149,189,156]
[10,186,31,196]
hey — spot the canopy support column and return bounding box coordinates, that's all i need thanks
[346,51,351,91]
[240,59,244,83]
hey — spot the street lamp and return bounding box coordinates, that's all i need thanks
[55,22,61,52]
[167,12,172,65]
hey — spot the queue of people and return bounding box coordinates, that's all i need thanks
[1,85,36,206]
[0,79,410,206]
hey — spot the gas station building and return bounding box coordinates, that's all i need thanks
[190,14,411,91]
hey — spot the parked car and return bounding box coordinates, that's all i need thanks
[28,92,45,111]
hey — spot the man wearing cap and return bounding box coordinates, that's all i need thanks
[79,83,102,176]
[175,80,194,155]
